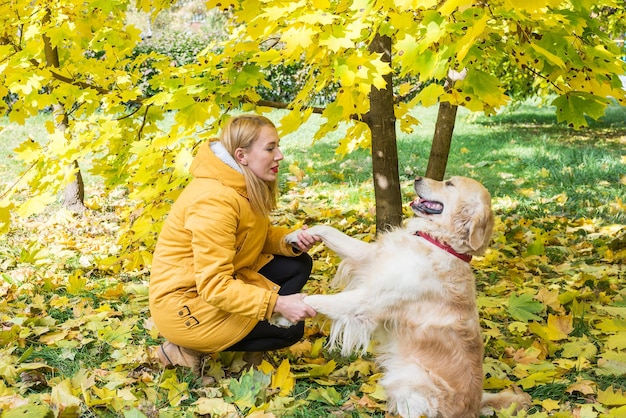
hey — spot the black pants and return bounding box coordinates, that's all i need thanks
[225,252,313,352]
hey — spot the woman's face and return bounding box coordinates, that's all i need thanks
[236,125,284,182]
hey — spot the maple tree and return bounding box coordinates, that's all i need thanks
[1,0,625,261]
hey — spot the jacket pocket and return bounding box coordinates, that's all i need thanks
[177,304,200,329]
[183,316,200,329]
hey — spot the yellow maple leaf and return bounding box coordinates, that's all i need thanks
[439,0,473,15]
[281,25,316,54]
[607,333,626,351]
[567,379,596,396]
[84,385,117,406]
[455,15,488,62]
[541,398,560,412]
[50,379,82,416]
[536,288,563,312]
[516,370,559,389]
[39,330,70,345]
[531,43,567,69]
[598,386,626,406]
[310,337,326,357]
[544,313,574,341]
[319,26,354,52]
[193,397,238,416]
[414,83,445,107]
[0,202,13,234]
[67,271,87,295]
[360,373,387,401]
[271,359,295,396]
[347,358,375,379]
[17,193,57,219]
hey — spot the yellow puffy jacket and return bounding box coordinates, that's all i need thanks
[149,140,300,352]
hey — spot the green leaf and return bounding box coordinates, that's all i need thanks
[526,239,545,256]
[508,293,544,322]
[225,369,271,409]
[309,359,337,377]
[552,92,609,129]
[122,408,148,418]
[560,336,598,360]
[306,386,342,405]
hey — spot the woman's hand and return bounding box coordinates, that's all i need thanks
[273,293,316,323]
[292,225,321,252]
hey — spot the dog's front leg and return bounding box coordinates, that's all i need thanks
[286,225,371,260]
[305,290,376,355]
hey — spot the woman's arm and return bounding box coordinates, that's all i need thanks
[274,293,316,323]
[265,224,321,255]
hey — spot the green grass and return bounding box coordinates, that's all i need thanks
[3,103,624,225]
[278,102,625,224]
[0,114,49,186]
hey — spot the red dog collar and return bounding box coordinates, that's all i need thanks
[415,231,473,263]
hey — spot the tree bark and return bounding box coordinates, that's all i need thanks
[425,101,458,181]
[43,9,86,212]
[425,69,468,181]
[63,160,86,212]
[366,33,403,232]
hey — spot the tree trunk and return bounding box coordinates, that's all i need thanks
[63,160,86,212]
[43,9,86,212]
[425,69,467,181]
[366,33,403,232]
[425,101,458,180]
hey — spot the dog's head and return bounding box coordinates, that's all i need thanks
[409,176,494,255]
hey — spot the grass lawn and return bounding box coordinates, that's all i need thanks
[0,102,625,417]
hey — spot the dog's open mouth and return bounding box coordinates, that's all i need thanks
[411,198,444,215]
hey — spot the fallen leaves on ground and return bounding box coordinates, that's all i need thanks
[0,185,624,418]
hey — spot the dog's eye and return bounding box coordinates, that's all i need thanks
[445,181,454,186]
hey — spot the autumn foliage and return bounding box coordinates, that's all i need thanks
[1,0,625,263]
[1,0,626,416]
[1,104,625,415]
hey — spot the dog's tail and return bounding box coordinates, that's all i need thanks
[480,388,532,416]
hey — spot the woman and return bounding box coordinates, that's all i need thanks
[149,114,318,371]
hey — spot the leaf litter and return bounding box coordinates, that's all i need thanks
[0,182,624,417]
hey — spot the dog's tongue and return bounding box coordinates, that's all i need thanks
[411,198,443,214]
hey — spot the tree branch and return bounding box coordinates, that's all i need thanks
[137,104,152,141]
[521,64,563,92]
[255,99,325,114]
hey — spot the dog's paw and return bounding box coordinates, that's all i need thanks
[302,295,320,311]
[269,313,295,328]
[284,229,303,246]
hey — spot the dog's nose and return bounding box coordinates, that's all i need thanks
[414,176,422,184]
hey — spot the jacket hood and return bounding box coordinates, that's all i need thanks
[190,140,247,196]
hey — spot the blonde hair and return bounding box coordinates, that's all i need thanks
[220,114,279,215]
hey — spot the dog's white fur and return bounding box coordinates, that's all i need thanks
[280,176,531,418]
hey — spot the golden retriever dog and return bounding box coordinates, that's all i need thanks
[280,176,531,418]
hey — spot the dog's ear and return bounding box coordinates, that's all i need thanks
[467,207,494,254]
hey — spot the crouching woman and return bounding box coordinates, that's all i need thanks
[149,114,318,370]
